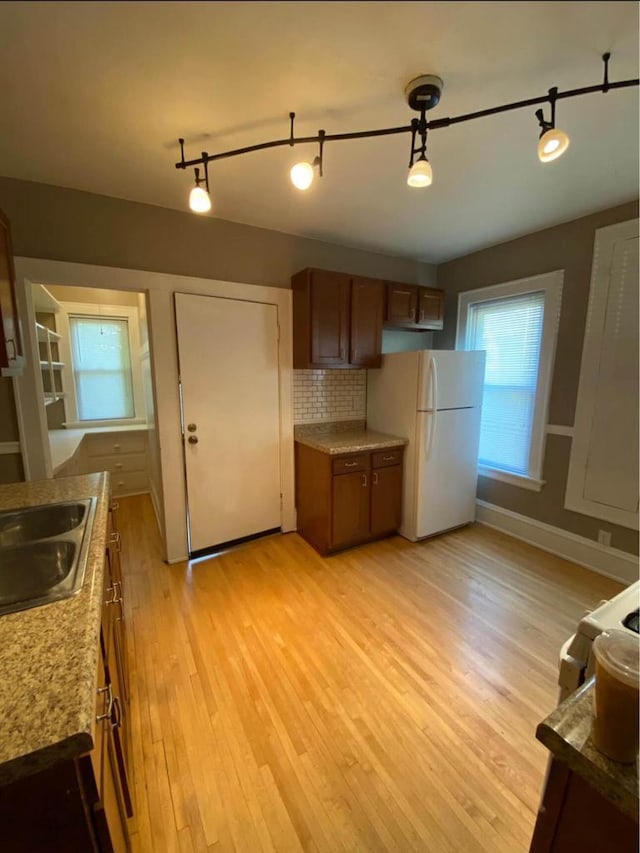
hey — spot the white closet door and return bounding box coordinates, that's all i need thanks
[582,238,639,511]
[175,293,281,552]
[565,220,639,529]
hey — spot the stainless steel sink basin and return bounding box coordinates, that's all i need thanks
[0,502,87,548]
[0,497,97,616]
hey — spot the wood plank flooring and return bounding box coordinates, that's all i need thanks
[117,495,623,852]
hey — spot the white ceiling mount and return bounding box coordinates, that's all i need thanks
[405,75,444,112]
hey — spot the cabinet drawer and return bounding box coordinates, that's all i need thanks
[332,454,369,475]
[85,453,147,475]
[86,432,147,457]
[372,448,403,468]
[111,471,149,496]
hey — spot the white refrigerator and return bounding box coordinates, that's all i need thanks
[367,350,486,541]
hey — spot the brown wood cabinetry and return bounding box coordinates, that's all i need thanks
[292,268,383,368]
[0,208,24,375]
[529,758,637,852]
[384,281,445,331]
[0,497,132,852]
[295,442,404,554]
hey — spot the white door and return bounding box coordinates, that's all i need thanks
[415,407,482,538]
[417,350,486,411]
[175,293,281,552]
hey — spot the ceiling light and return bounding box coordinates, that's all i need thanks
[538,128,570,163]
[407,157,433,188]
[290,161,315,190]
[187,162,211,214]
[535,89,570,164]
[174,53,637,212]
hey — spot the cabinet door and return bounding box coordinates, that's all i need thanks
[331,471,370,549]
[0,209,24,374]
[350,277,383,367]
[384,282,418,328]
[309,269,350,366]
[370,465,402,537]
[417,288,445,330]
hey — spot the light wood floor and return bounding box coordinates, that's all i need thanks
[118,495,622,853]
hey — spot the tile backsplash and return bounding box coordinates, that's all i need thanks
[293,369,366,424]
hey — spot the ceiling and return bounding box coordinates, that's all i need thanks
[0,1,637,263]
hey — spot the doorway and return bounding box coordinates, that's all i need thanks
[175,292,282,554]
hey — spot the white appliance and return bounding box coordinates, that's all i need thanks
[367,349,486,541]
[558,580,640,701]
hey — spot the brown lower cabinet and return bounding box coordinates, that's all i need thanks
[0,499,132,852]
[295,443,404,554]
[529,757,637,852]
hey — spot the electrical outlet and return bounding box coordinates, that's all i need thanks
[597,529,612,547]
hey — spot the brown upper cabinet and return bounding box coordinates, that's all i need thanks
[0,208,25,376]
[384,281,444,331]
[292,268,384,369]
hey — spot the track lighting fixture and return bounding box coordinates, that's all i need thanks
[175,53,637,212]
[289,123,325,190]
[535,87,570,163]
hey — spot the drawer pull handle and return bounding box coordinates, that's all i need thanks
[110,531,121,552]
[362,473,367,487]
[115,463,123,469]
[111,696,123,729]
[344,461,358,467]
[111,502,120,512]
[113,444,121,450]
[96,683,114,723]
[373,472,379,486]
[382,455,395,461]
[106,581,122,606]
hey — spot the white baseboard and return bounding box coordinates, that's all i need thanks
[476,500,639,585]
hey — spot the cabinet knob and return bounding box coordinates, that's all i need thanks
[188,435,199,445]
[187,423,197,432]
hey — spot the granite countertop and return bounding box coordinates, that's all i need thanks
[0,473,110,785]
[536,677,639,820]
[295,427,408,456]
[49,423,148,474]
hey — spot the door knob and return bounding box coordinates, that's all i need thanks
[188,435,199,444]
[187,423,197,432]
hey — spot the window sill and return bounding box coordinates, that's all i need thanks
[478,465,546,492]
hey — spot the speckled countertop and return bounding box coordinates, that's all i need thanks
[295,425,407,455]
[536,677,639,820]
[0,473,109,785]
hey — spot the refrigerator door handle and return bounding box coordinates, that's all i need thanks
[424,410,437,461]
[429,354,438,411]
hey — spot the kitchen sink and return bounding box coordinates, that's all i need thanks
[0,497,97,616]
[0,502,87,548]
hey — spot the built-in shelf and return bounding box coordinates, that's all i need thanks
[33,284,62,314]
[36,322,62,342]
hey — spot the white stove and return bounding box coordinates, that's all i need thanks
[558,580,640,701]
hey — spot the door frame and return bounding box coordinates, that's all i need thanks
[13,257,295,562]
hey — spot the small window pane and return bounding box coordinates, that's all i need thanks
[70,316,134,420]
[466,292,545,476]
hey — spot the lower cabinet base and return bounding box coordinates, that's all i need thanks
[295,441,404,556]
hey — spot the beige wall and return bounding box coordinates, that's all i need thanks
[0,177,434,288]
[47,285,139,307]
[437,201,639,556]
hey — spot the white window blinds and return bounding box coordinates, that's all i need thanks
[69,316,134,420]
[466,291,545,475]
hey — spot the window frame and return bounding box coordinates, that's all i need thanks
[58,302,146,428]
[456,271,563,491]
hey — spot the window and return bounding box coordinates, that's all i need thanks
[69,315,134,420]
[58,301,145,428]
[457,271,563,491]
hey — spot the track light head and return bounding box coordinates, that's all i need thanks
[407,157,433,188]
[189,167,211,213]
[538,127,570,163]
[290,161,315,190]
